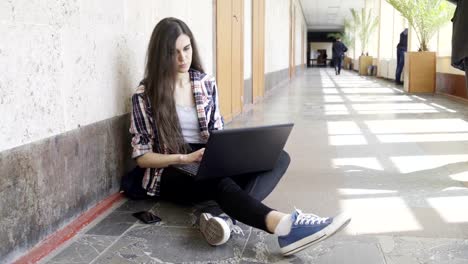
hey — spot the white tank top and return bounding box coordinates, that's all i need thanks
[176,105,204,143]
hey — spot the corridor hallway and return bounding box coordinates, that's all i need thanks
[42,68,468,263]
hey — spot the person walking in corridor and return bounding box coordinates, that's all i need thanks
[128,17,351,256]
[332,37,348,75]
[395,28,408,85]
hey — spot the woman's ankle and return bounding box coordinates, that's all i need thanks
[265,210,288,233]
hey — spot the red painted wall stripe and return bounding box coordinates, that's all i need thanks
[13,192,124,264]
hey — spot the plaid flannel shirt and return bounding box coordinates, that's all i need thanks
[129,69,224,196]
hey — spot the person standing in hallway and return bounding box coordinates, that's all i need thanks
[129,17,351,256]
[395,28,408,85]
[448,0,468,94]
[332,37,348,75]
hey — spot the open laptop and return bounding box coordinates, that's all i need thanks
[171,123,294,180]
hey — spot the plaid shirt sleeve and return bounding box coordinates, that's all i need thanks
[129,92,154,159]
[207,77,224,131]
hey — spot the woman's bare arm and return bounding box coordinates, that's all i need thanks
[136,148,205,168]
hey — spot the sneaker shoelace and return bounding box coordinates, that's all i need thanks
[230,224,245,235]
[219,214,245,236]
[295,210,329,225]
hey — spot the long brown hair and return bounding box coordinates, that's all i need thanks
[144,17,204,154]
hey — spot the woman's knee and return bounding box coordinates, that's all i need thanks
[278,150,291,170]
[215,177,242,194]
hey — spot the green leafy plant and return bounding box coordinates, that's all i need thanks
[386,0,455,51]
[350,8,379,55]
[327,32,342,40]
[342,18,356,50]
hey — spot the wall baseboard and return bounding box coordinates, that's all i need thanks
[12,193,124,264]
[0,114,133,263]
[265,68,290,93]
[244,78,253,105]
[436,91,468,104]
[436,72,467,99]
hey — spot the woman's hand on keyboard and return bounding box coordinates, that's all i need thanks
[179,148,205,164]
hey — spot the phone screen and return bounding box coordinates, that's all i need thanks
[132,211,162,224]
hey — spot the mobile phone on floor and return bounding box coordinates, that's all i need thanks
[132,211,162,224]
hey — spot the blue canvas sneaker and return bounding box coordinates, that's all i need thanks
[278,209,351,256]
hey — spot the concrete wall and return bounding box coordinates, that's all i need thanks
[0,0,214,152]
[0,0,215,262]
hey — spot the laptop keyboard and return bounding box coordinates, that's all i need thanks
[175,163,200,176]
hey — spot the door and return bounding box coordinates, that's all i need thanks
[216,0,244,121]
[252,0,265,102]
[289,0,296,79]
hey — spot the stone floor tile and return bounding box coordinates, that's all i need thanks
[239,229,301,264]
[379,236,468,264]
[45,235,116,264]
[92,224,251,263]
[151,201,198,227]
[115,199,158,213]
[86,211,136,236]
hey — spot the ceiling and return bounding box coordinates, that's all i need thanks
[299,0,365,31]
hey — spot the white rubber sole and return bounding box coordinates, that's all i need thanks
[280,213,352,256]
[199,213,230,246]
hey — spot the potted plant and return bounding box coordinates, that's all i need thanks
[349,8,379,75]
[386,0,454,93]
[342,19,356,70]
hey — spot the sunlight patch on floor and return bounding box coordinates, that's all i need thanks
[341,197,422,234]
[427,196,468,223]
[329,135,368,145]
[333,157,384,171]
[365,119,468,134]
[377,133,468,143]
[338,188,398,195]
[390,155,468,173]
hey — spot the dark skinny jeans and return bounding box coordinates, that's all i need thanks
[333,56,343,73]
[465,58,468,95]
[159,144,291,232]
[396,47,406,83]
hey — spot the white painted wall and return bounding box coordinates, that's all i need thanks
[437,57,466,75]
[264,0,306,73]
[0,0,214,152]
[264,0,290,73]
[310,43,333,60]
[295,1,304,66]
[244,0,252,80]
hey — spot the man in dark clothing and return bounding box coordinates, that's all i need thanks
[448,0,468,94]
[395,28,408,85]
[332,38,348,75]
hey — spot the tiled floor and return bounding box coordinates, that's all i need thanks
[41,68,468,263]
